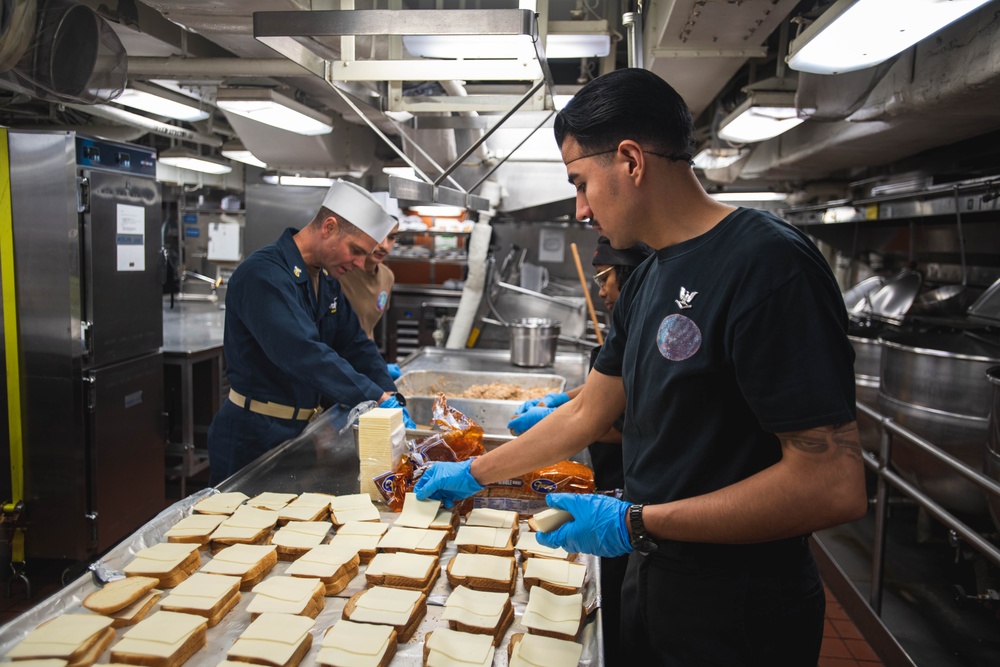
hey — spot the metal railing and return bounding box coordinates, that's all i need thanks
[856,401,1000,614]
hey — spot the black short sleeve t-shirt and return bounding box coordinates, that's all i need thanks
[594,208,856,504]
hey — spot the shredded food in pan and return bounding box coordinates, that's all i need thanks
[457,382,553,401]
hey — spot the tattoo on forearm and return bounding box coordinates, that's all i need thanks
[786,423,862,458]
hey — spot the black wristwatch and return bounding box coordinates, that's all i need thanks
[393,392,406,407]
[629,504,658,555]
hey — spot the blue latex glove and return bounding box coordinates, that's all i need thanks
[413,459,484,508]
[386,363,402,380]
[535,493,634,558]
[507,406,554,435]
[379,395,416,429]
[513,391,570,415]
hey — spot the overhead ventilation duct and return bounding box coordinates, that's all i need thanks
[0,0,126,104]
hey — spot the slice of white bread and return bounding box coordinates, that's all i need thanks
[454,525,516,558]
[375,527,447,557]
[4,614,115,667]
[0,660,67,667]
[526,508,573,534]
[422,628,495,667]
[247,576,326,621]
[329,522,388,564]
[520,587,585,642]
[209,506,280,553]
[341,586,426,643]
[83,576,159,615]
[507,633,583,667]
[107,589,162,629]
[199,544,278,590]
[284,544,361,596]
[226,613,314,667]
[521,558,587,596]
[159,572,242,627]
[270,521,332,561]
[246,492,298,512]
[465,508,519,542]
[442,585,515,647]
[163,514,226,547]
[364,552,440,595]
[316,620,397,667]
[514,532,575,562]
[445,554,516,596]
[328,494,380,526]
[109,610,207,667]
[192,492,248,515]
[122,543,201,589]
[278,493,334,524]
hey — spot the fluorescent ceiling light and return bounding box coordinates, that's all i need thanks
[553,94,574,110]
[221,140,266,168]
[718,92,804,143]
[711,192,787,202]
[263,174,335,187]
[787,0,993,75]
[114,82,209,121]
[403,34,537,60]
[692,147,748,170]
[546,33,611,58]
[216,88,334,136]
[382,166,417,180]
[409,205,466,217]
[158,147,232,175]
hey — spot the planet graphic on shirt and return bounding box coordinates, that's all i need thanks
[657,314,702,361]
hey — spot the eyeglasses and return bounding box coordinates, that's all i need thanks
[566,148,694,166]
[593,266,615,289]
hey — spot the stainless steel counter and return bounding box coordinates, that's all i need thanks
[398,347,591,389]
[162,298,226,355]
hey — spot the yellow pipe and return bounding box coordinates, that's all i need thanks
[0,128,24,508]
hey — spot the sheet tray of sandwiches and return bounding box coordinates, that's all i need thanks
[0,489,601,667]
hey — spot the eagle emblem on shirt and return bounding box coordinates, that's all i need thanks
[293,266,302,277]
[675,287,697,310]
[329,297,337,313]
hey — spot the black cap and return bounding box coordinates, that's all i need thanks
[592,236,653,267]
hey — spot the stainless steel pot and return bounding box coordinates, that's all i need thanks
[509,317,560,367]
[877,332,1000,514]
[985,366,1000,531]
[850,332,882,454]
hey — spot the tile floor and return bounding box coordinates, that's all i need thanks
[0,571,889,665]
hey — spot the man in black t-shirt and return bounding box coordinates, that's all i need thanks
[415,68,866,666]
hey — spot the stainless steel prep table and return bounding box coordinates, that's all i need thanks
[397,347,591,388]
[162,299,227,495]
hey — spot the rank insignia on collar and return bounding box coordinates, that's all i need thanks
[293,266,302,277]
[329,298,337,313]
[675,287,697,310]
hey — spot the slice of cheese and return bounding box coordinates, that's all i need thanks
[247,576,321,615]
[509,633,583,667]
[317,620,392,667]
[160,573,240,611]
[112,611,205,659]
[193,492,249,515]
[523,559,586,588]
[530,508,574,534]
[455,526,512,549]
[465,508,517,529]
[123,543,199,575]
[336,522,388,537]
[294,492,335,507]
[429,509,457,530]
[366,552,435,579]
[515,532,570,559]
[228,613,313,665]
[247,492,298,511]
[201,544,276,576]
[394,493,442,529]
[329,493,376,511]
[6,615,113,659]
[426,628,494,667]
[0,660,68,667]
[214,506,280,534]
[164,514,226,538]
[521,587,583,635]
[442,586,507,628]
[350,586,421,626]
[328,534,381,553]
[285,544,359,578]
[449,554,513,582]
[331,506,380,524]
[272,521,332,549]
[377,527,446,551]
[110,589,162,623]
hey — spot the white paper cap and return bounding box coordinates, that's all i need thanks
[320,180,396,241]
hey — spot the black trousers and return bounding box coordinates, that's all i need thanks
[619,538,825,666]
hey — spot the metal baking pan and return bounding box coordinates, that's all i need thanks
[396,369,565,398]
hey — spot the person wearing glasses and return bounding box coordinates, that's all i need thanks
[415,68,865,665]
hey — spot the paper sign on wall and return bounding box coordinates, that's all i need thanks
[208,222,242,261]
[116,203,145,271]
[538,229,565,263]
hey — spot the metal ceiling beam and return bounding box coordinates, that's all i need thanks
[127,57,313,78]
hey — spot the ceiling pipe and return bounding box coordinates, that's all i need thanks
[65,103,223,147]
[127,57,313,79]
[438,79,492,164]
